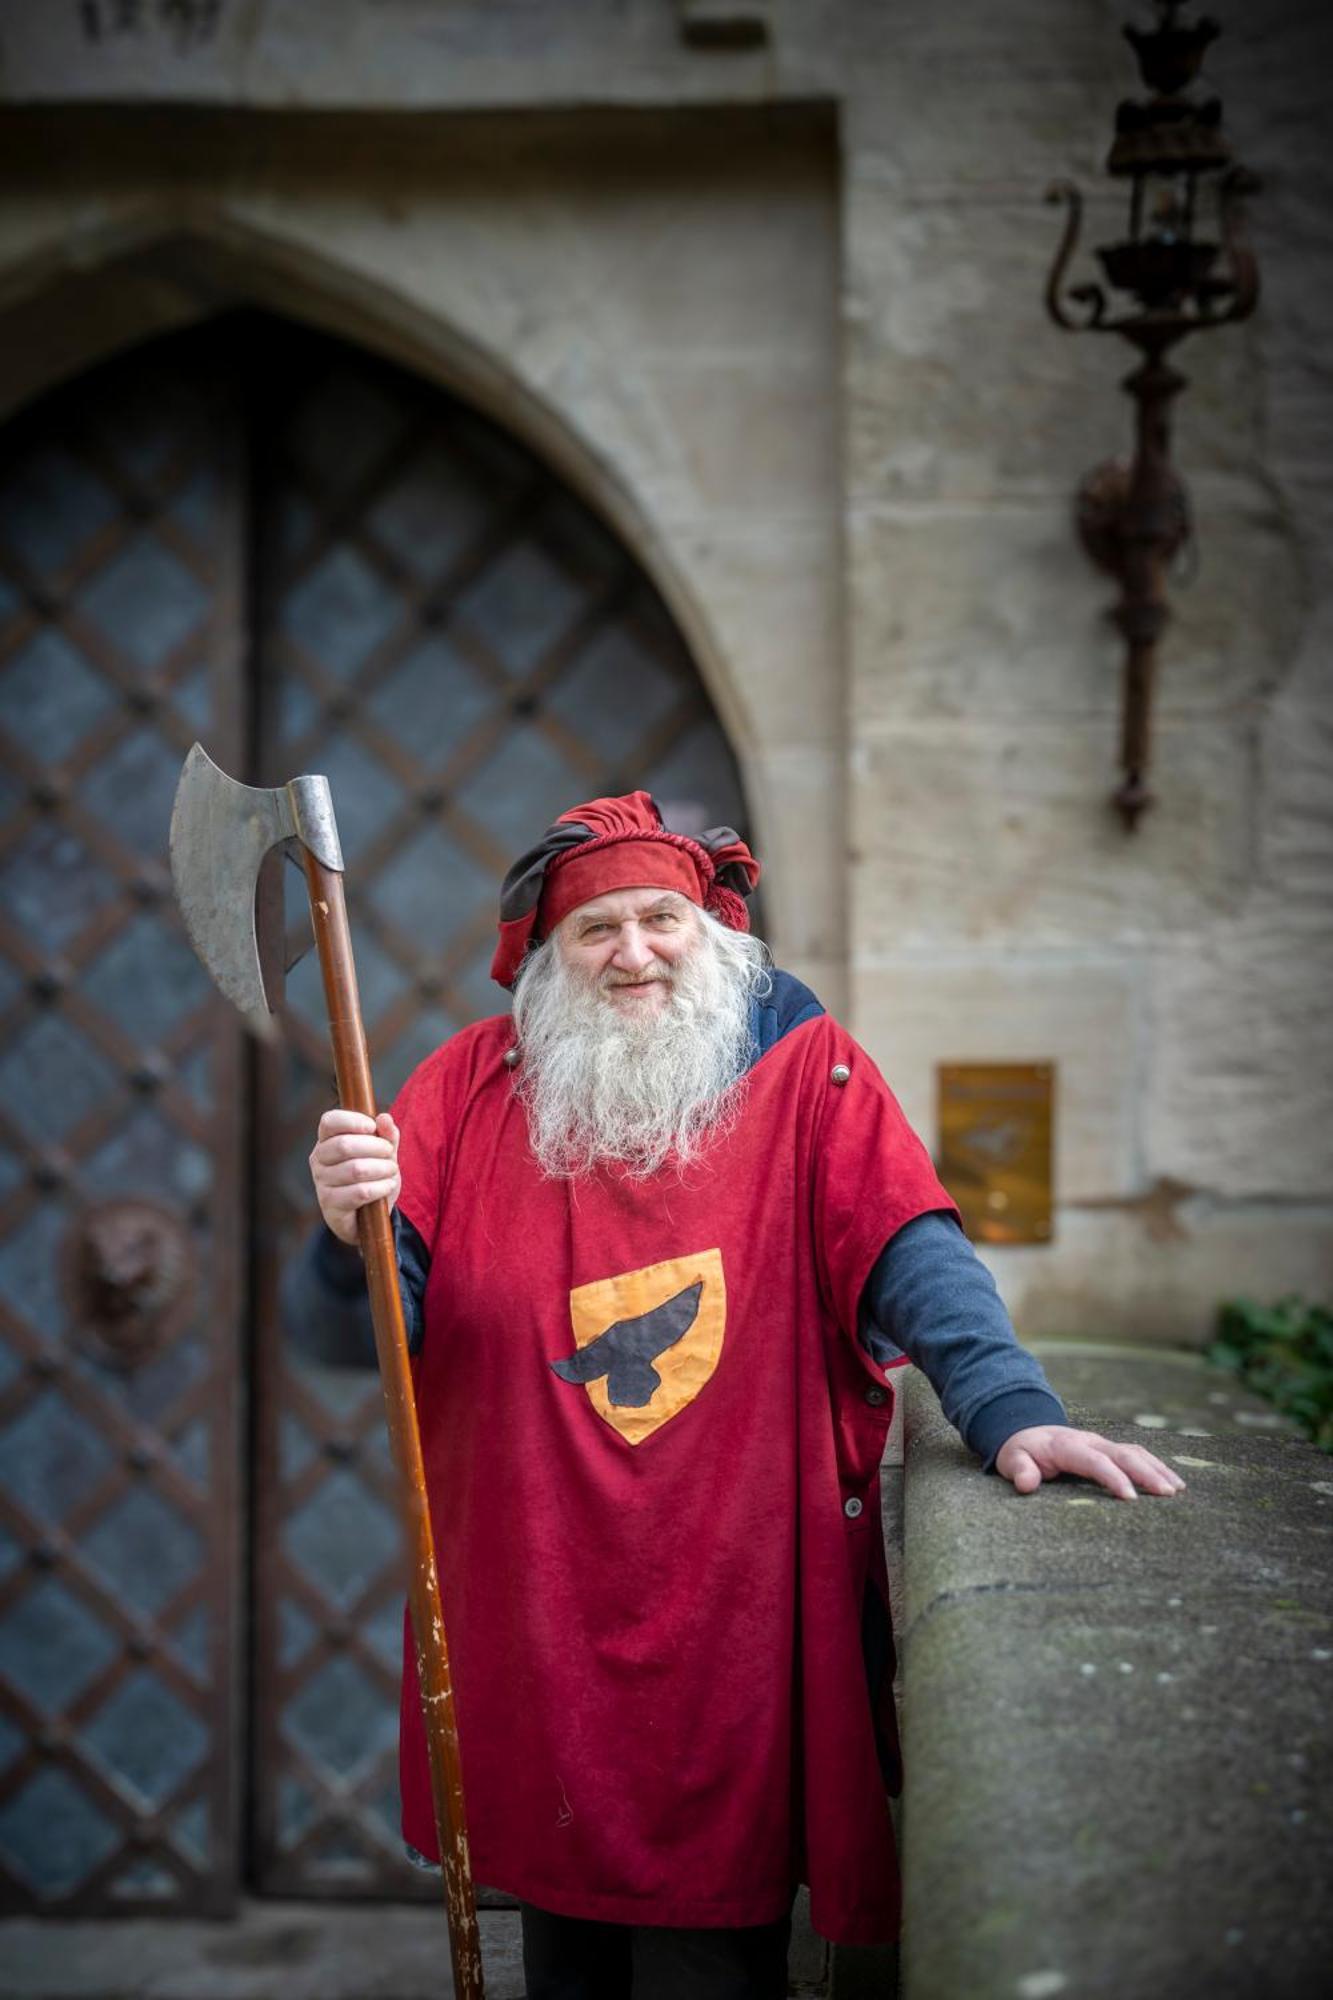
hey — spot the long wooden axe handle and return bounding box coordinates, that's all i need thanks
[301,850,484,2000]
[168,747,482,1997]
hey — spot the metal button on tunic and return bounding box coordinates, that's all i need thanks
[844,1496,864,1519]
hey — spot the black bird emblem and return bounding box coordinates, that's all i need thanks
[551,1280,703,1408]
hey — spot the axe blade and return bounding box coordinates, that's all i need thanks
[169,744,343,1042]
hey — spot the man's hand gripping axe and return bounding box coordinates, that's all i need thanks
[170,745,483,1999]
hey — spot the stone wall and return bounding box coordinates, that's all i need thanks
[898,1349,1333,1998]
[1,0,1329,1339]
[837,2,1333,1342]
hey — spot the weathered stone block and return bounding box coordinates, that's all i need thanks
[751,743,847,969]
[1259,691,1333,925]
[1143,920,1333,1200]
[847,503,1119,725]
[846,498,1303,733]
[673,522,840,749]
[842,191,1264,507]
[840,60,1111,194]
[637,354,837,522]
[985,1203,1333,1347]
[849,717,1254,948]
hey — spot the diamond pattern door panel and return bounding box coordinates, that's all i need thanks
[0,334,245,1915]
[249,320,752,1896]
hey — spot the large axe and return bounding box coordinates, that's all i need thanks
[170,744,484,1999]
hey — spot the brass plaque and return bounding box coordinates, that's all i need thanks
[936,1063,1055,1245]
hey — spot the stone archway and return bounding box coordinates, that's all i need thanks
[0,213,762,800]
[0,103,849,999]
[0,306,755,1911]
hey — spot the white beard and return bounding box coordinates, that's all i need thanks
[511,911,771,1179]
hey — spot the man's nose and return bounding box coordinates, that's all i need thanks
[612,924,653,972]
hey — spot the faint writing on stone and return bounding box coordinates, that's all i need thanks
[79,0,223,53]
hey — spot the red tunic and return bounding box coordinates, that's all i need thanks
[393,1011,957,1943]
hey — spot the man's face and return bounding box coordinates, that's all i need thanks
[555,886,701,1019]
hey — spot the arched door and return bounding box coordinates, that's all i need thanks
[0,311,751,1913]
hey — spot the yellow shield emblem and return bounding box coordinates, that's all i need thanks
[554,1249,727,1445]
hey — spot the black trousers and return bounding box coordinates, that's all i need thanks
[520,1900,794,2000]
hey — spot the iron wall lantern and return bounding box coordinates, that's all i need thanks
[1045,0,1260,828]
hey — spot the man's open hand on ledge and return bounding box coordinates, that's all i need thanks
[995,1426,1186,1500]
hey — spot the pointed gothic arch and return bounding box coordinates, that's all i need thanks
[0,209,758,779]
[0,282,758,1908]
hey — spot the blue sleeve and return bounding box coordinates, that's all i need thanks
[858,1210,1068,1470]
[278,1211,430,1366]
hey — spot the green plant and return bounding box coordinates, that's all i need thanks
[1208,1295,1333,1453]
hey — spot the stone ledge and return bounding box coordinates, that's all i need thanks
[898,1345,1333,2000]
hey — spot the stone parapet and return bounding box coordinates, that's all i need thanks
[897,1343,1333,2000]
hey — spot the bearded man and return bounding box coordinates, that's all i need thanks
[287,791,1183,2000]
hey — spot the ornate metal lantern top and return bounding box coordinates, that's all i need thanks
[1048,0,1258,351]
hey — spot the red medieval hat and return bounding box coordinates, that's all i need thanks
[490,791,761,989]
